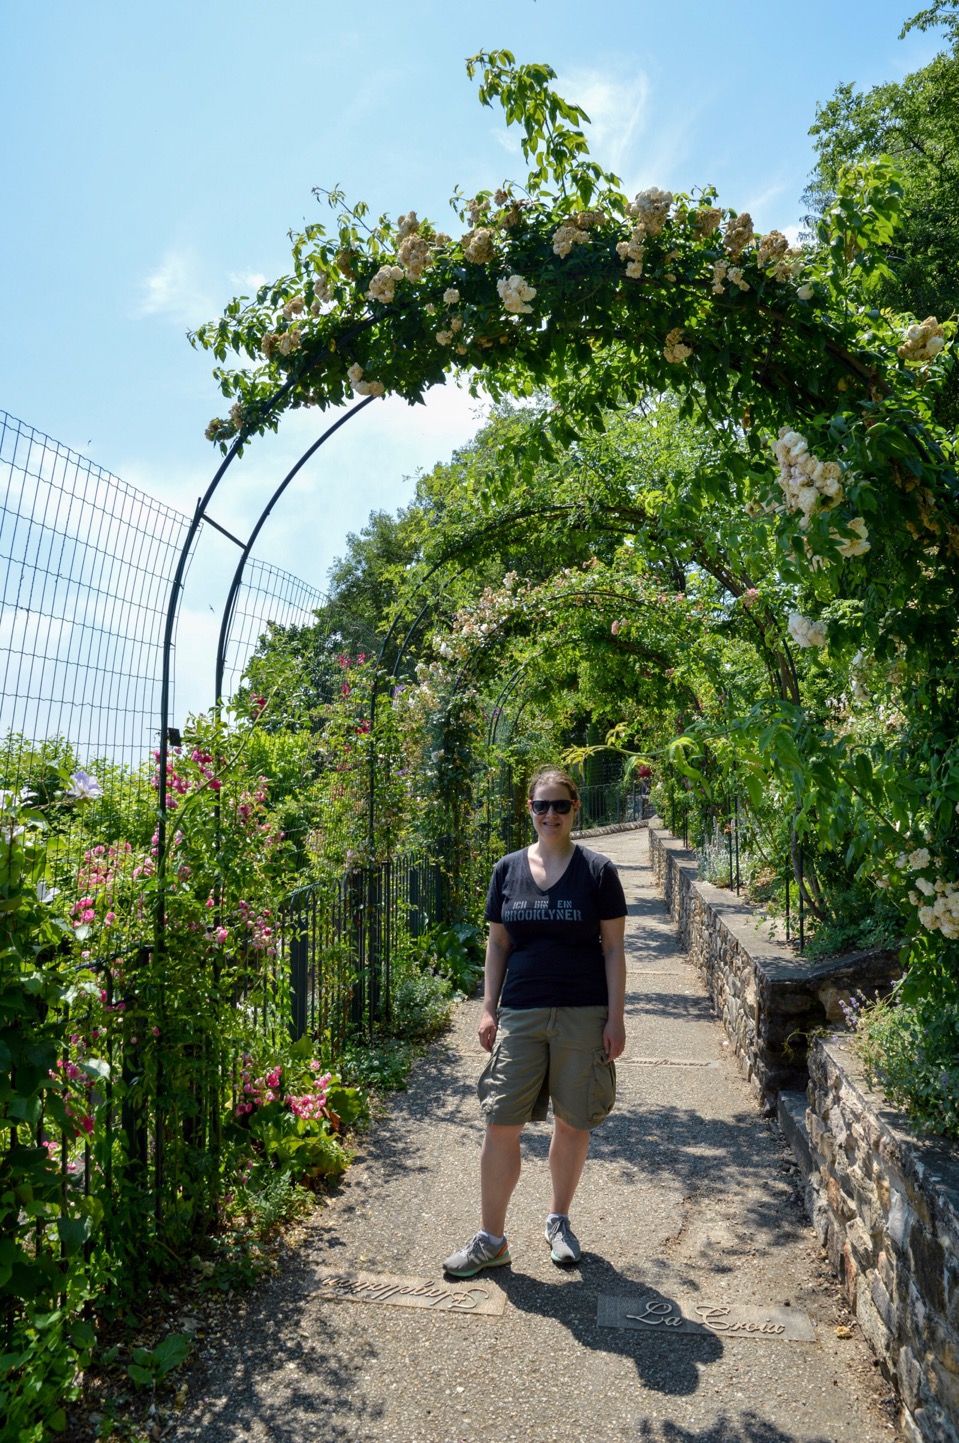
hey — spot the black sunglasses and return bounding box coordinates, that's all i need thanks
[530,798,574,815]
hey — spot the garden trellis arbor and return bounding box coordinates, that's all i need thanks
[164,53,957,1000]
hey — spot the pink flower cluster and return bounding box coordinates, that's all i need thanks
[236,1057,284,1116]
[73,896,97,926]
[235,1056,332,1122]
[287,1070,332,1121]
[236,897,276,955]
[191,747,222,791]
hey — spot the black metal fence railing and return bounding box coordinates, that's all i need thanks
[660,784,807,953]
[575,780,645,832]
[283,849,447,1042]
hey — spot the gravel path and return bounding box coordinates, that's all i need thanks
[175,828,900,1443]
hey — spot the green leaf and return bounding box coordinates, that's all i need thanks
[57,1215,93,1256]
[152,1333,192,1377]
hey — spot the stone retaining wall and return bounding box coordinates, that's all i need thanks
[803,1037,959,1443]
[647,820,902,1110]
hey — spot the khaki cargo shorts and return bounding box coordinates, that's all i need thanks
[477,1005,616,1131]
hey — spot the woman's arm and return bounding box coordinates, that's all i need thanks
[478,922,512,1052]
[600,915,627,1060]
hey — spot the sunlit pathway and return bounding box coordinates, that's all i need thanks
[175,828,898,1443]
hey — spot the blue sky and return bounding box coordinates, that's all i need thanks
[0,0,946,715]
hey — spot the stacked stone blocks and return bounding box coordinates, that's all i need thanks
[647,819,959,1442]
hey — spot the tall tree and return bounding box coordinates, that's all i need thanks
[805,4,959,426]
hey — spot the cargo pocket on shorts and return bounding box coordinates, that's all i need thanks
[477,1045,500,1114]
[586,1049,616,1127]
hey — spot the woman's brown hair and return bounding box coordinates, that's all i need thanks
[527,766,579,803]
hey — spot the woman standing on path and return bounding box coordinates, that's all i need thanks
[443,766,627,1278]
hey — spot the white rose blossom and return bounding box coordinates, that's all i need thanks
[347,362,384,397]
[834,517,871,558]
[693,207,722,237]
[663,328,692,364]
[787,613,828,648]
[772,428,845,531]
[552,223,590,258]
[463,228,495,264]
[757,231,789,269]
[310,275,331,313]
[723,211,754,259]
[898,316,945,364]
[397,233,431,281]
[367,265,404,304]
[497,274,536,315]
[912,869,959,939]
[616,222,646,279]
[628,188,673,235]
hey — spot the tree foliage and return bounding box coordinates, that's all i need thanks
[806,7,959,426]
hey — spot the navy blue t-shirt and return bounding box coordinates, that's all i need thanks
[484,844,627,1009]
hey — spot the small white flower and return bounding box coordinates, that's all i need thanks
[797,283,815,301]
[497,274,536,315]
[443,288,460,304]
[67,770,102,801]
[836,517,870,558]
[787,613,827,648]
[908,847,932,871]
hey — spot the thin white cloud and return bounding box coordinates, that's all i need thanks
[493,126,523,158]
[136,248,216,326]
[228,271,267,295]
[490,66,652,186]
[556,68,651,178]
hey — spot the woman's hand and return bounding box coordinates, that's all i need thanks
[603,1015,626,1061]
[478,1008,498,1052]
[479,923,511,1052]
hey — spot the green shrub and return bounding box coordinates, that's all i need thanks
[801,883,903,962]
[338,1037,418,1093]
[853,994,959,1139]
[425,921,485,995]
[389,972,453,1041]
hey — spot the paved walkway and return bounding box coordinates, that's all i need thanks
[176,829,899,1442]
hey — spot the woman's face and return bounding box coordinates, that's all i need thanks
[528,783,579,841]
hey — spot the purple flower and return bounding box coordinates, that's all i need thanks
[67,770,103,801]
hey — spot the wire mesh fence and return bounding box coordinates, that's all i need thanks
[220,557,328,702]
[0,411,197,807]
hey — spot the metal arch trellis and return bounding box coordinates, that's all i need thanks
[212,396,378,705]
[155,393,378,961]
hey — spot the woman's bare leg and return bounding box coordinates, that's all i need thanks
[549,1115,591,1214]
[480,1123,523,1235]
